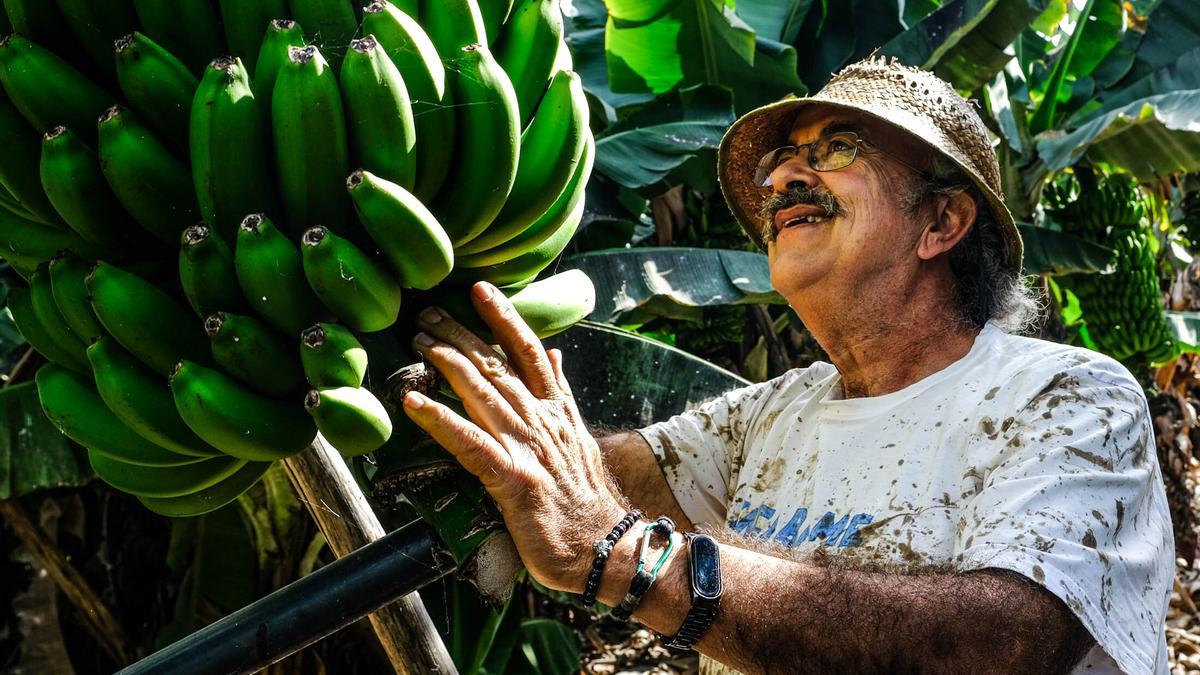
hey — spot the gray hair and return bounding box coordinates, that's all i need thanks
[901,155,1043,334]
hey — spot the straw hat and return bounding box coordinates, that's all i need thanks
[717,55,1022,274]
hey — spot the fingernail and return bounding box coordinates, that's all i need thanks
[472,282,493,301]
[404,391,425,409]
[418,306,442,324]
[413,332,434,347]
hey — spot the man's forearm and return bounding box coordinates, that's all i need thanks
[593,529,1093,674]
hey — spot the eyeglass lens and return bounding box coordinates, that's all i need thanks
[753,132,860,186]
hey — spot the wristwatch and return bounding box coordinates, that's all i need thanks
[661,533,722,650]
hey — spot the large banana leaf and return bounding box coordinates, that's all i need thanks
[604,0,756,93]
[592,85,735,190]
[600,0,804,114]
[1036,89,1200,178]
[544,320,749,428]
[1017,223,1116,275]
[562,247,784,324]
[0,380,90,499]
[880,0,1047,93]
[1166,312,1200,352]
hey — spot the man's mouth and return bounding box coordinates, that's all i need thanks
[758,187,842,242]
[774,205,832,234]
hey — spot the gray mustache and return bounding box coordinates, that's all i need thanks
[758,187,842,242]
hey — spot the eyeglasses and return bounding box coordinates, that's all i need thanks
[752,131,925,188]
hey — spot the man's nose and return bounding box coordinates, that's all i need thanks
[769,155,819,194]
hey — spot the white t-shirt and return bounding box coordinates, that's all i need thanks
[638,322,1173,675]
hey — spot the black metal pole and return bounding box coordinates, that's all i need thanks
[119,520,455,675]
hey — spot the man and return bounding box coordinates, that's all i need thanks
[402,57,1174,674]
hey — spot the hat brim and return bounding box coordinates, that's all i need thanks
[717,97,1023,275]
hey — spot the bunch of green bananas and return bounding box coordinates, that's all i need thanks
[1046,172,1179,364]
[0,0,597,518]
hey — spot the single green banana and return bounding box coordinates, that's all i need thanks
[493,0,561,127]
[300,323,367,388]
[360,1,453,202]
[431,268,594,340]
[288,0,358,69]
[131,0,227,75]
[421,0,487,60]
[89,449,246,498]
[8,287,89,372]
[191,56,278,242]
[2,0,97,80]
[87,261,212,375]
[252,19,306,107]
[138,460,272,517]
[448,192,584,286]
[235,213,327,336]
[478,0,515,43]
[272,45,351,235]
[458,132,591,267]
[170,360,318,461]
[179,223,248,318]
[98,105,199,246]
[0,208,103,263]
[87,335,223,457]
[347,170,453,290]
[53,0,140,82]
[29,264,87,353]
[36,364,201,467]
[456,70,587,255]
[114,32,197,153]
[429,44,520,245]
[341,35,417,191]
[41,126,144,247]
[0,93,63,227]
[0,34,115,146]
[300,225,403,332]
[48,253,105,344]
[304,386,393,456]
[204,312,303,397]
[218,0,289,73]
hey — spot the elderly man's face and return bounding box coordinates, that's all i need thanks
[762,108,931,301]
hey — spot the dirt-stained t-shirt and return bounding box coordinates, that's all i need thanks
[638,322,1173,675]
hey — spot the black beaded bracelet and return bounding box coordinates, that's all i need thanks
[611,516,676,621]
[581,509,643,606]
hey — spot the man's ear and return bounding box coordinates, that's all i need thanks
[917,190,976,261]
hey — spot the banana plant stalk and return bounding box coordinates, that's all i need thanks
[280,436,458,675]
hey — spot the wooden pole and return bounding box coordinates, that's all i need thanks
[0,498,132,666]
[282,435,458,675]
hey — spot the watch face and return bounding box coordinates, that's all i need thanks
[691,536,722,598]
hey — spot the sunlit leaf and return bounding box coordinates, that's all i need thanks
[604,0,755,94]
[932,0,1048,93]
[1037,90,1200,178]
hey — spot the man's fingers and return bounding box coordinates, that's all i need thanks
[547,348,573,397]
[416,306,539,417]
[413,333,529,435]
[402,391,515,488]
[470,282,559,399]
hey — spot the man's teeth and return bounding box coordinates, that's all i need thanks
[784,215,826,227]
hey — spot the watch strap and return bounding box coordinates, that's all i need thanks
[661,533,721,651]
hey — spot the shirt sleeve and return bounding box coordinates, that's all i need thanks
[637,372,797,528]
[953,360,1174,675]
